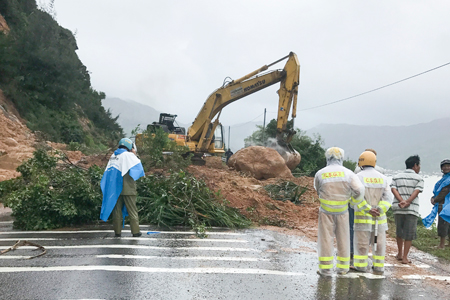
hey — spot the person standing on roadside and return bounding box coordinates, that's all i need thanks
[314,147,373,276]
[354,151,393,275]
[423,159,450,248]
[350,148,386,268]
[100,138,145,237]
[390,155,424,264]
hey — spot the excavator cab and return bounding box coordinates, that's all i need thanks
[213,124,224,150]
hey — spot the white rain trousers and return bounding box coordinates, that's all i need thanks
[317,211,350,275]
[354,227,386,273]
[353,167,393,273]
[315,159,368,275]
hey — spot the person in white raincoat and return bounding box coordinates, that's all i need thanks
[354,151,393,275]
[314,147,373,276]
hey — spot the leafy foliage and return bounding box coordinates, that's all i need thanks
[0,0,122,147]
[0,148,103,230]
[264,180,308,205]
[1,147,251,233]
[136,127,192,171]
[137,171,252,234]
[245,119,326,176]
[343,159,357,171]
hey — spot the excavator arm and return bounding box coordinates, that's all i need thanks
[187,52,300,152]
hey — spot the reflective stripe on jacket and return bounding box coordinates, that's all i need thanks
[315,162,368,215]
[355,167,393,232]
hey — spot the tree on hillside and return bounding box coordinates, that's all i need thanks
[0,0,122,148]
[245,119,326,176]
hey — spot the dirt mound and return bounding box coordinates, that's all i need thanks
[188,165,320,239]
[0,90,36,181]
[227,146,293,180]
[204,156,227,169]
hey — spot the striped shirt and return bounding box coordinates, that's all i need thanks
[390,169,424,217]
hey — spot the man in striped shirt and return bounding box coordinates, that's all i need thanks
[390,155,424,264]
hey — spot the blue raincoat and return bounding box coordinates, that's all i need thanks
[99,149,145,222]
[422,173,450,228]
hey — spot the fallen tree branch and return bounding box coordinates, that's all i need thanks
[0,240,47,259]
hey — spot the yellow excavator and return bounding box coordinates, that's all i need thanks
[145,52,300,164]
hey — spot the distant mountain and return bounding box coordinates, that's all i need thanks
[102,97,168,137]
[307,118,450,173]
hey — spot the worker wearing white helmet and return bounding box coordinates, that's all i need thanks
[314,147,372,276]
[353,151,393,275]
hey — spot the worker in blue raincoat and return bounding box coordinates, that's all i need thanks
[423,159,450,247]
[100,138,145,237]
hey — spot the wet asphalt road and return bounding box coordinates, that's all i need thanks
[0,218,446,300]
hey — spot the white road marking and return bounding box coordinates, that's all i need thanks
[0,230,244,235]
[8,245,261,252]
[385,263,430,269]
[96,254,268,261]
[0,221,13,224]
[0,256,31,259]
[0,265,305,276]
[338,272,385,279]
[0,237,247,243]
[403,275,450,281]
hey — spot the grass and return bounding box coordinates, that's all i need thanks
[386,210,450,261]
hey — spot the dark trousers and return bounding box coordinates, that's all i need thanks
[112,195,140,235]
[349,205,355,255]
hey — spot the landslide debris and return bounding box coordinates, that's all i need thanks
[0,91,36,181]
[227,146,293,180]
[188,164,320,239]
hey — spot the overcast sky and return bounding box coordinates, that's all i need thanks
[43,0,450,130]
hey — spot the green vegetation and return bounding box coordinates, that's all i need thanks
[343,158,357,171]
[136,126,191,171]
[264,180,308,205]
[137,172,252,236]
[0,148,103,230]
[1,138,251,233]
[0,0,122,148]
[386,211,450,261]
[245,119,326,176]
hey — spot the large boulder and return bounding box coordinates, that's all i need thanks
[278,149,301,170]
[227,146,293,180]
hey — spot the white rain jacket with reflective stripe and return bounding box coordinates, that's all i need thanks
[355,167,393,231]
[314,162,368,215]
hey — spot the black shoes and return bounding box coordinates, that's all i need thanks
[114,233,121,237]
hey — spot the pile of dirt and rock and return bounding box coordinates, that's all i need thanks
[227,146,295,180]
[0,90,36,181]
[188,164,320,240]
